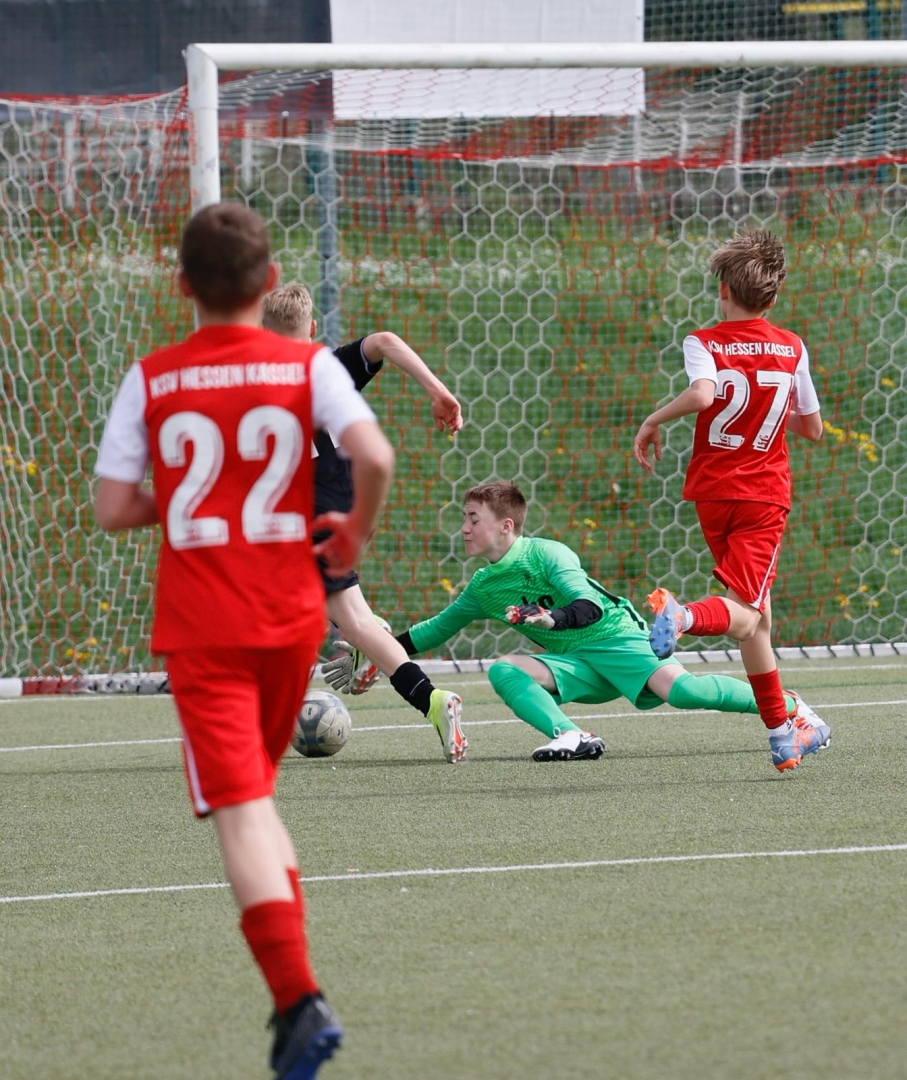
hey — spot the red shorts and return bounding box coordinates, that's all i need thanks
[166,639,321,817]
[695,500,789,612]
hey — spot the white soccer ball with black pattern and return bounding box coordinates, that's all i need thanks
[292,690,352,758]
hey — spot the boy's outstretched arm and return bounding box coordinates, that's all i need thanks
[505,599,602,631]
[633,379,716,473]
[362,331,463,434]
[392,588,486,657]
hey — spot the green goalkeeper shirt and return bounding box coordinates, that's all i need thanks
[408,536,647,656]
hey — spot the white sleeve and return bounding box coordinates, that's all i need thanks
[792,342,821,416]
[682,336,718,384]
[310,346,377,438]
[95,364,150,483]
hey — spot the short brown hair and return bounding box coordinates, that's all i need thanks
[180,203,271,313]
[262,283,314,337]
[709,229,786,313]
[464,482,528,534]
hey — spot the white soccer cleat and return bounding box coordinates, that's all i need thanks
[428,690,468,763]
[531,730,606,762]
[786,689,832,751]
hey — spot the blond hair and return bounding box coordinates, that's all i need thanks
[464,482,528,535]
[262,283,314,337]
[709,229,786,313]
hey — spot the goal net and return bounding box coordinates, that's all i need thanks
[1,42,905,677]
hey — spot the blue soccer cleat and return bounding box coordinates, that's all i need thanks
[646,587,685,659]
[270,995,344,1080]
[768,716,829,773]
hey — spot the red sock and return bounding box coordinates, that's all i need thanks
[240,900,318,1012]
[687,596,732,636]
[748,669,788,729]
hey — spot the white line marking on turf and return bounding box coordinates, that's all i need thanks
[2,843,905,905]
[0,737,182,753]
[2,698,907,754]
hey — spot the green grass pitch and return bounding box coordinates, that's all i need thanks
[1,655,906,1079]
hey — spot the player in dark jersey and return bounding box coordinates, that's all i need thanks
[633,230,829,772]
[262,284,467,763]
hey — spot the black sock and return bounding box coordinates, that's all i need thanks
[389,661,435,716]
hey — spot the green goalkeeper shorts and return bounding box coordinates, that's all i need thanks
[533,633,677,711]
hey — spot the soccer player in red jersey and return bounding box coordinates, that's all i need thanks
[93,203,394,1078]
[632,230,830,772]
[261,283,468,763]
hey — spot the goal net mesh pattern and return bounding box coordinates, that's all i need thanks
[1,58,904,673]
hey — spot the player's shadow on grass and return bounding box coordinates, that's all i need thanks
[614,746,770,760]
[284,755,487,769]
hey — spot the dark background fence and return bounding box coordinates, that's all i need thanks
[0,0,903,97]
[0,0,330,95]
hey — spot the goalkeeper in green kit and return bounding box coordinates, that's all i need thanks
[392,481,828,763]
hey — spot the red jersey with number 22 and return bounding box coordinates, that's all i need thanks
[140,326,325,653]
[683,319,806,510]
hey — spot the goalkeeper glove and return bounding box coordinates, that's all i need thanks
[505,603,556,630]
[321,616,392,695]
[322,642,379,695]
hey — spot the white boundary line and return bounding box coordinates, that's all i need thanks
[2,843,905,905]
[0,737,183,753]
[2,698,906,755]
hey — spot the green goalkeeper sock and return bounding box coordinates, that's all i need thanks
[667,671,794,715]
[487,661,582,739]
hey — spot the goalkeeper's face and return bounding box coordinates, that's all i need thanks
[461,501,515,563]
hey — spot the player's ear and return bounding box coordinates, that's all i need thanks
[177,269,194,299]
[310,319,317,339]
[265,262,280,292]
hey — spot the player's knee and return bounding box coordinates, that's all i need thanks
[666,671,705,710]
[487,658,521,693]
[736,610,763,641]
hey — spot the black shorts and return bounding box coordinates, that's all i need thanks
[313,530,359,594]
[319,559,359,595]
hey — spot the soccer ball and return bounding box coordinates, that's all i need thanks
[292,690,352,758]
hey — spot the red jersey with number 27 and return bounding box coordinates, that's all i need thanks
[682,319,819,510]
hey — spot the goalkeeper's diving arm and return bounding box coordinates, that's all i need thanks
[395,630,419,655]
[506,599,602,630]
